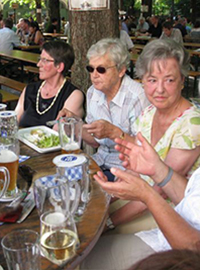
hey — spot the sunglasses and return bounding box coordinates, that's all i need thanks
[86,65,117,74]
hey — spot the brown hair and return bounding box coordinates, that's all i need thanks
[130,249,200,270]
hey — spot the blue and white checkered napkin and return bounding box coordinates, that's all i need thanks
[19,155,30,163]
[64,166,82,181]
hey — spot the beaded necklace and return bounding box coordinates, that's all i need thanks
[36,78,66,115]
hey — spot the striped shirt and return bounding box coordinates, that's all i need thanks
[86,74,150,169]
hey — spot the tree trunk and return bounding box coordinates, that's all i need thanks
[35,0,42,24]
[48,0,60,32]
[69,0,119,94]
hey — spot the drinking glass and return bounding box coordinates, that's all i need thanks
[53,154,90,216]
[1,229,40,270]
[58,116,83,154]
[33,174,80,217]
[0,103,7,111]
[0,111,19,200]
[0,166,10,198]
[40,210,79,266]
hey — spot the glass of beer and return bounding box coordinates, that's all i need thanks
[0,111,19,200]
[40,211,79,266]
[58,116,83,154]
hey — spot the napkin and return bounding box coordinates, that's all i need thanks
[0,204,23,223]
[19,155,30,163]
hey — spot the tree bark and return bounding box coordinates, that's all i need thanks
[35,0,42,24]
[48,0,60,32]
[69,0,119,94]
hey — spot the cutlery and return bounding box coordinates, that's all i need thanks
[46,120,58,126]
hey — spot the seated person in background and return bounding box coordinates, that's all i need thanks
[46,18,58,33]
[57,38,149,181]
[0,18,20,52]
[28,21,44,46]
[174,17,188,38]
[121,16,130,34]
[15,40,85,127]
[16,18,30,43]
[146,15,162,38]
[103,39,200,232]
[136,17,149,35]
[119,20,135,52]
[189,19,200,42]
[81,133,200,269]
[160,21,183,44]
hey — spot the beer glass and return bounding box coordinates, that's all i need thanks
[33,174,80,217]
[0,103,7,111]
[0,111,19,200]
[40,211,79,266]
[53,154,90,216]
[58,117,83,154]
[0,166,10,198]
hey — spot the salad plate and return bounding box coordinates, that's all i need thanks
[18,126,61,153]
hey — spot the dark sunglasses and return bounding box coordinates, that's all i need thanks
[86,65,117,74]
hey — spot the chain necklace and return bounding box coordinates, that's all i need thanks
[36,78,66,115]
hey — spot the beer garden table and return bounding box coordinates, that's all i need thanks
[0,142,109,270]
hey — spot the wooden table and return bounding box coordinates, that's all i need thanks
[184,42,200,49]
[43,33,68,41]
[0,143,109,269]
[16,45,41,52]
[0,50,39,65]
[0,50,39,81]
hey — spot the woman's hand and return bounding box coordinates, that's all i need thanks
[56,108,75,120]
[83,120,121,140]
[94,168,151,203]
[115,132,162,177]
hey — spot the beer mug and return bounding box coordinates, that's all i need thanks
[0,166,10,198]
[53,154,90,216]
[58,117,83,154]
[0,111,19,200]
[0,104,7,111]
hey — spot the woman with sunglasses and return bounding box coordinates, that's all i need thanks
[57,38,149,181]
[15,40,85,127]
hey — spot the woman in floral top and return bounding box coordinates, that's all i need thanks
[105,39,200,231]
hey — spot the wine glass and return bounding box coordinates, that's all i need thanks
[40,210,79,266]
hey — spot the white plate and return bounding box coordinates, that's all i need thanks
[18,126,61,153]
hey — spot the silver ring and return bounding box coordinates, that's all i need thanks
[91,133,94,137]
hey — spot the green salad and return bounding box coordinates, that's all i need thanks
[24,129,60,148]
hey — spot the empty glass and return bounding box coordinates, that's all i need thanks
[58,116,83,154]
[1,229,40,270]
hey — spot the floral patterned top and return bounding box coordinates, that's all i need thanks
[134,104,200,186]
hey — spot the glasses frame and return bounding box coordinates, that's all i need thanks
[38,57,55,64]
[86,65,117,74]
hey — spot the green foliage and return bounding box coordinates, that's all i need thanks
[4,0,46,9]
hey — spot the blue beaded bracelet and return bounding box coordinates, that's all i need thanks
[157,167,173,187]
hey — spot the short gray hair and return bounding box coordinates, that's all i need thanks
[87,38,130,70]
[135,39,190,78]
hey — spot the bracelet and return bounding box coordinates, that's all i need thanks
[157,167,173,187]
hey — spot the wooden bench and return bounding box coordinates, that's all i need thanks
[0,76,26,93]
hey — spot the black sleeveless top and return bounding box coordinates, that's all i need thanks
[19,80,83,127]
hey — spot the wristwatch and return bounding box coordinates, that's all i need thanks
[106,217,115,230]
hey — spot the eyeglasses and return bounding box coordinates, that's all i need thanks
[38,57,55,64]
[86,65,117,74]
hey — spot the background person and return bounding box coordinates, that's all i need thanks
[28,21,44,46]
[81,133,200,269]
[0,18,20,52]
[160,21,183,44]
[15,40,85,127]
[57,38,149,181]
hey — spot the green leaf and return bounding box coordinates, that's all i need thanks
[182,135,193,148]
